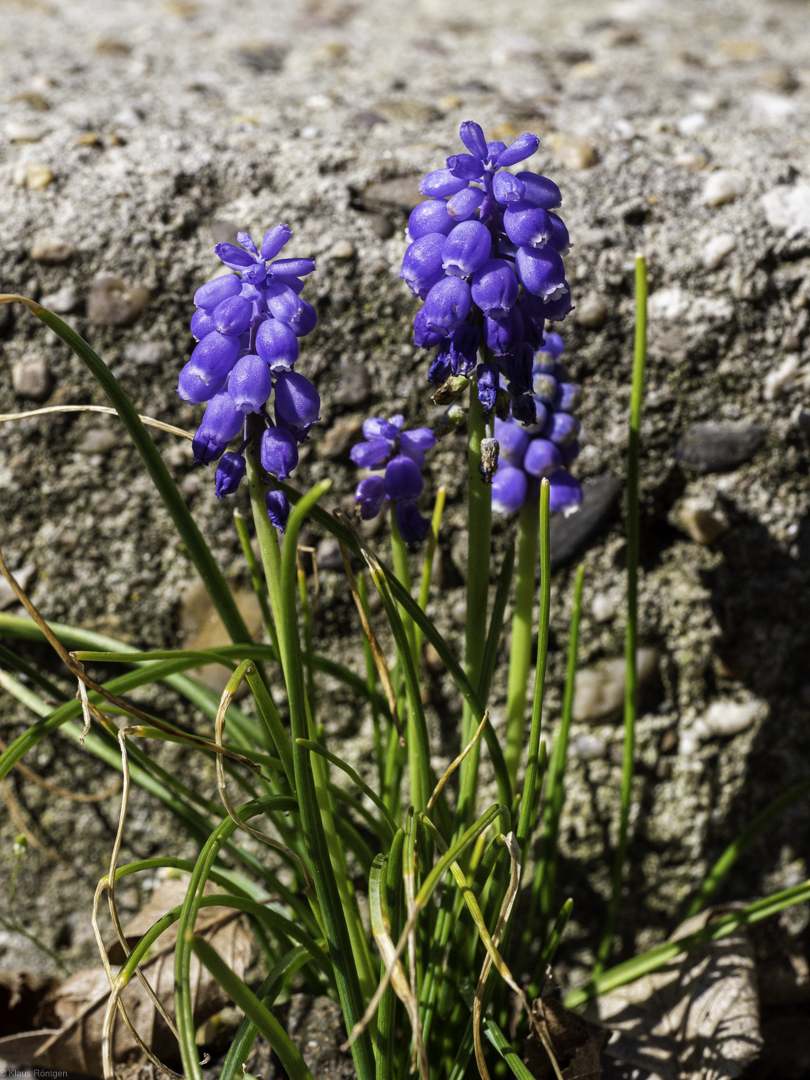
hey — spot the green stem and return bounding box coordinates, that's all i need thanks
[504,486,540,790]
[389,505,418,664]
[412,487,447,662]
[358,572,384,794]
[246,445,283,639]
[457,377,492,829]
[234,509,278,654]
[595,253,648,974]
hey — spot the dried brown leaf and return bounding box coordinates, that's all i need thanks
[581,907,762,1080]
[524,997,607,1080]
[0,880,253,1077]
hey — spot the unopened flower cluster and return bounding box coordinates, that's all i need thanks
[178,226,320,528]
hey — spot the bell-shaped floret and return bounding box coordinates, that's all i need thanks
[266,488,290,531]
[541,411,581,446]
[516,246,567,302]
[385,454,424,501]
[492,171,526,204]
[288,300,317,337]
[400,233,447,298]
[350,439,391,469]
[186,331,241,384]
[274,371,320,430]
[178,362,225,405]
[265,282,304,324]
[354,475,387,520]
[216,242,258,270]
[228,354,273,413]
[420,169,469,197]
[533,370,558,401]
[400,427,436,467]
[504,204,553,248]
[493,415,530,467]
[212,295,252,336]
[442,220,492,277]
[428,346,452,384]
[554,382,582,413]
[547,212,570,254]
[215,451,247,498]
[194,274,242,310]
[541,290,574,321]
[270,257,316,278]
[413,307,447,349]
[486,140,507,161]
[191,307,216,342]
[446,323,480,375]
[495,133,540,168]
[395,500,431,544]
[447,186,485,222]
[505,343,534,396]
[260,224,292,261]
[523,437,563,477]
[548,469,582,515]
[260,425,299,479]
[192,390,244,463]
[492,464,528,515]
[256,318,300,370]
[459,120,488,159]
[446,153,485,180]
[408,198,456,239]
[422,276,471,334]
[515,172,562,210]
[471,259,518,318]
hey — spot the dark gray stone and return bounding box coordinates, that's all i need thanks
[550,474,621,570]
[676,422,766,473]
[234,42,286,72]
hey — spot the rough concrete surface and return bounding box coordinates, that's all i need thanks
[1,0,810,1009]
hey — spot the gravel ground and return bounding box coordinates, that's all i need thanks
[1,0,810,1008]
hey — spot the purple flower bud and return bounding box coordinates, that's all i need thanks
[515,172,562,210]
[419,169,469,197]
[261,425,299,479]
[471,259,518,318]
[413,307,447,348]
[542,411,580,446]
[227,354,273,413]
[538,332,565,360]
[477,362,499,413]
[287,299,317,337]
[271,257,316,278]
[486,140,507,161]
[255,318,300,370]
[554,382,582,413]
[216,243,256,270]
[505,343,534,396]
[215,451,247,498]
[178,362,226,404]
[516,246,567,302]
[274,371,320,430]
[523,438,562,477]
[395,500,431,544]
[561,439,580,466]
[495,133,540,168]
[484,307,524,356]
[241,260,268,286]
[190,307,216,341]
[422,276,471,334]
[186,331,241,384]
[541,290,574,321]
[385,454,424,502]
[408,199,455,239]
[400,427,436,467]
[446,153,484,180]
[194,274,242,310]
[212,295,252,336]
[447,186,486,221]
[492,464,528,515]
[363,416,402,440]
[503,204,553,248]
[428,346,452,384]
[272,274,305,296]
[192,391,245,463]
[511,394,538,427]
[265,282,304,324]
[266,488,290,531]
[237,231,259,255]
[533,370,558,401]
[261,224,292,261]
[492,172,526,204]
[400,233,446,298]
[354,475,387,519]
[548,469,582,515]
[494,416,530,466]
[547,212,570,254]
[442,220,492,278]
[447,323,480,375]
[351,438,391,469]
[459,120,488,159]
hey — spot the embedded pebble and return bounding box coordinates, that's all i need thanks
[316,416,362,460]
[701,170,746,207]
[550,135,597,171]
[549,474,621,570]
[362,177,422,213]
[76,428,120,454]
[702,233,737,270]
[572,647,659,723]
[761,183,810,238]
[30,237,77,264]
[679,500,729,545]
[763,354,799,401]
[336,360,370,406]
[124,341,168,366]
[571,734,607,761]
[793,405,810,435]
[0,564,35,610]
[591,592,617,622]
[674,152,708,170]
[576,294,608,329]
[6,122,44,143]
[677,112,707,135]
[675,422,765,473]
[12,162,55,189]
[328,240,355,259]
[694,699,764,739]
[113,105,145,127]
[12,354,52,400]
[316,538,344,571]
[87,276,150,327]
[41,284,78,313]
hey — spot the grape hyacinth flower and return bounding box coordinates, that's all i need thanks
[401,120,574,426]
[351,415,436,544]
[491,333,583,517]
[178,226,320,530]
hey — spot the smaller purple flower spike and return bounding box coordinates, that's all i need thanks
[192,391,245,465]
[351,418,435,544]
[215,451,247,498]
[261,425,299,480]
[266,488,290,531]
[408,199,456,239]
[492,464,528,515]
[548,470,583,516]
[554,382,582,413]
[355,475,388,520]
[538,332,565,360]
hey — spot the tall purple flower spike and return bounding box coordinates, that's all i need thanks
[178,225,321,526]
[351,416,436,544]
